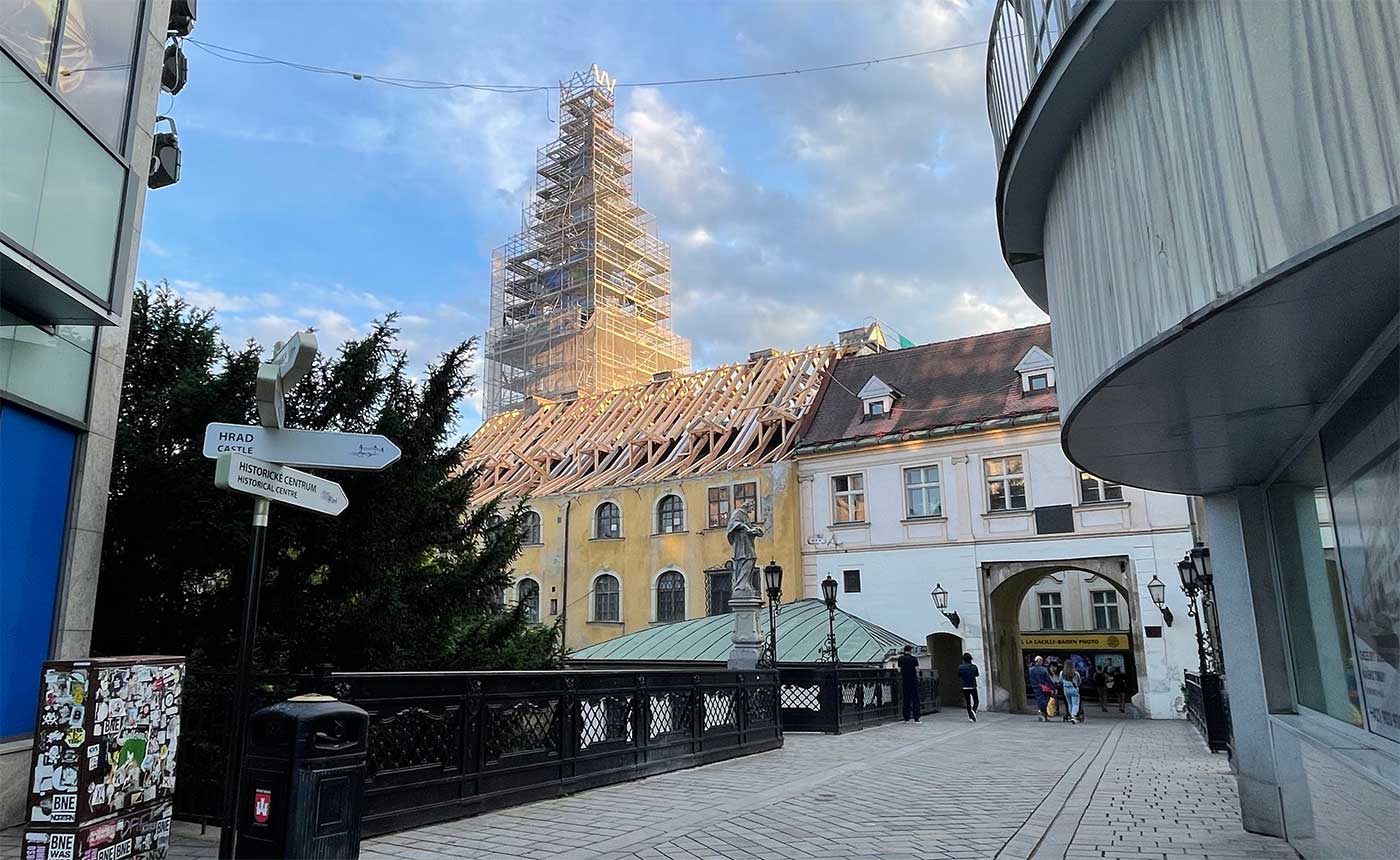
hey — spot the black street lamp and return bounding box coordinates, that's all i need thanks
[1178,545,1216,675]
[819,575,840,666]
[761,560,783,667]
[1146,574,1173,626]
[930,582,961,628]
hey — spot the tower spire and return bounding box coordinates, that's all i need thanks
[483,65,690,417]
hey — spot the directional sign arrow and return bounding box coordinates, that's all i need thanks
[203,423,401,471]
[214,452,348,516]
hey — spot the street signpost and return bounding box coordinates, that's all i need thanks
[203,423,401,471]
[214,330,397,859]
[214,452,349,516]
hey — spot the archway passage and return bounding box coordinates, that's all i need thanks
[979,557,1145,714]
[926,632,966,708]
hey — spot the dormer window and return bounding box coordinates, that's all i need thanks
[857,374,899,420]
[1014,345,1056,394]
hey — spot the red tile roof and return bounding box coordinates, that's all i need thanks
[797,323,1058,448]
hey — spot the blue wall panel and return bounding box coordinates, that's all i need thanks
[0,403,77,738]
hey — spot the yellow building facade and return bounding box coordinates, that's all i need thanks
[509,463,803,651]
[465,346,837,653]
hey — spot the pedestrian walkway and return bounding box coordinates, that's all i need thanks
[1,715,1297,859]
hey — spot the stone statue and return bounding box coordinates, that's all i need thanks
[726,506,765,594]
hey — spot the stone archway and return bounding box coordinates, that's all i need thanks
[977,556,1144,713]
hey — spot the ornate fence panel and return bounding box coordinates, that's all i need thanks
[778,667,938,734]
[1183,670,1231,754]
[174,669,780,837]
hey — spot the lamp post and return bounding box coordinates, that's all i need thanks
[1178,547,1216,675]
[930,583,961,628]
[1146,574,1174,626]
[819,575,840,666]
[760,560,783,668]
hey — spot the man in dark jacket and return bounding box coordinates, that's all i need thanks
[957,652,980,721]
[1028,656,1053,721]
[897,645,921,722]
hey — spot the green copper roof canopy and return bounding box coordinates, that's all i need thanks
[569,599,915,665]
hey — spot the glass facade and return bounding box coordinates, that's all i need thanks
[0,307,94,421]
[1269,441,1364,727]
[1,48,125,300]
[1320,349,1400,743]
[54,0,142,150]
[0,0,58,78]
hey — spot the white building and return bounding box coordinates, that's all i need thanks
[794,325,1199,718]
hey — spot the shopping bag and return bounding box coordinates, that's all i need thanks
[1046,696,1058,717]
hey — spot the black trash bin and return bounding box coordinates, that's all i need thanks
[235,694,369,859]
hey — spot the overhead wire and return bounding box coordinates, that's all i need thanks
[182,36,990,96]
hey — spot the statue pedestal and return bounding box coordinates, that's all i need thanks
[727,587,765,670]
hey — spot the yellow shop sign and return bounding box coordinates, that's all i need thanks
[1020,633,1129,651]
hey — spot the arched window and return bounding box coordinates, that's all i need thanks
[595,502,621,539]
[656,571,685,623]
[593,573,620,622]
[656,494,684,534]
[517,579,540,624]
[521,510,542,544]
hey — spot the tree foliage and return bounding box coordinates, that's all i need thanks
[93,282,560,673]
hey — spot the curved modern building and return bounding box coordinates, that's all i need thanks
[986,1,1398,857]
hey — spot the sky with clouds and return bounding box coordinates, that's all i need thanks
[138,0,1045,430]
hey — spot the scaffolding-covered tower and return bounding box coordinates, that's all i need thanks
[483,65,691,417]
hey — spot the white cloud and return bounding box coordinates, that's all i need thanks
[168,280,262,313]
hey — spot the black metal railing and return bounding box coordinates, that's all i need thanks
[176,669,781,836]
[1183,670,1231,754]
[986,0,1094,160]
[779,667,939,734]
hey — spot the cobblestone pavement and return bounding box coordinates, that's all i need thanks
[2,715,1299,859]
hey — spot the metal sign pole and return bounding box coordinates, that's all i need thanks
[218,497,270,859]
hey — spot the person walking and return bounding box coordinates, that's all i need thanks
[897,645,922,722]
[1048,662,1064,721]
[1109,666,1127,713]
[1027,656,1053,721]
[957,652,980,722]
[1061,663,1083,723]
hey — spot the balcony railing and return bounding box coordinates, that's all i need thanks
[986,0,1093,161]
[1183,670,1232,754]
[176,669,782,837]
[779,667,939,734]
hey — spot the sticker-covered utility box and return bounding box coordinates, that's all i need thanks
[23,657,185,860]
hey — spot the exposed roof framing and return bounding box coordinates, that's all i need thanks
[467,345,839,502]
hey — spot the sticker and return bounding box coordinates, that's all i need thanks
[64,727,85,748]
[48,833,75,860]
[86,822,117,848]
[50,793,77,823]
[253,788,271,824]
[86,744,100,771]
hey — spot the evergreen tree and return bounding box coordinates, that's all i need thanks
[93,283,559,673]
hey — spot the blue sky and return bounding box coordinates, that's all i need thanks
[137,0,1045,430]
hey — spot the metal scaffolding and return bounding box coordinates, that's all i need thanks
[483,65,691,417]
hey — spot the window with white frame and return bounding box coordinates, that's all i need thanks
[521,510,542,544]
[1079,472,1124,504]
[903,465,942,518]
[656,570,685,623]
[831,473,866,523]
[517,579,540,624]
[1038,592,1064,630]
[594,501,621,538]
[656,494,684,533]
[1091,590,1121,630]
[592,573,620,622]
[984,455,1027,512]
[1027,373,1051,391]
[857,375,897,418]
